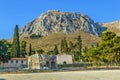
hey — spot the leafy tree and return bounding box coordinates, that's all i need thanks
[82,46,88,53]
[0,41,4,63]
[83,48,100,62]
[0,40,11,68]
[99,31,118,63]
[84,31,120,64]
[1,40,11,59]
[101,30,116,41]
[11,25,20,57]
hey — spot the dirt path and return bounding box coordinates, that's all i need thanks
[0,70,120,80]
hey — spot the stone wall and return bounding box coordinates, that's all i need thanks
[28,54,40,69]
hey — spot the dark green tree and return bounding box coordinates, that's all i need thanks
[101,30,116,41]
[20,41,27,57]
[53,45,59,55]
[60,37,68,53]
[47,50,54,55]
[76,35,82,54]
[1,40,11,60]
[31,49,35,54]
[0,41,4,63]
[69,41,73,53]
[99,31,117,63]
[84,31,120,64]
[36,48,44,54]
[82,46,88,53]
[0,40,11,68]
[11,25,20,57]
[29,43,32,56]
[74,35,82,61]
[83,48,100,62]
[63,37,68,53]
[60,39,64,53]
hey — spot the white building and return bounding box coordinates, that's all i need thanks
[27,53,73,70]
[57,54,73,64]
[0,58,28,68]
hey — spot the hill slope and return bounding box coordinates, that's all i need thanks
[21,31,100,52]
[101,20,120,36]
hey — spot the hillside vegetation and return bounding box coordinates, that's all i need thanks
[20,31,100,52]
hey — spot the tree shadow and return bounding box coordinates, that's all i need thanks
[0,79,6,80]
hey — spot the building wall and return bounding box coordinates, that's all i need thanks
[28,54,40,69]
[8,59,27,65]
[0,58,28,68]
[57,54,73,64]
[27,54,73,70]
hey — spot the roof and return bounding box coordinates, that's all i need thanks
[44,55,57,62]
[11,58,28,60]
[57,53,71,56]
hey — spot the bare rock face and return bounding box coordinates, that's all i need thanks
[101,20,120,29]
[19,10,106,38]
[100,20,120,36]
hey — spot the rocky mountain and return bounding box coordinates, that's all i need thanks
[19,10,106,38]
[101,20,120,36]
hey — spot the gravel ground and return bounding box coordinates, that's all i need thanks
[0,70,120,80]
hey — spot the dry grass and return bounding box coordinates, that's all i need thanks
[20,31,100,52]
[102,22,120,36]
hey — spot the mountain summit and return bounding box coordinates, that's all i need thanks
[19,10,106,38]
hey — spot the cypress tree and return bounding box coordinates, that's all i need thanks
[77,35,82,54]
[60,39,64,53]
[29,43,32,56]
[69,41,74,54]
[11,25,20,57]
[63,37,68,53]
[53,45,59,55]
[20,41,27,57]
[60,37,68,54]
[75,35,82,61]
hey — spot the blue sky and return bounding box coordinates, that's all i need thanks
[0,0,120,39]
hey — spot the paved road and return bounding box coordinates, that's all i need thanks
[0,70,120,80]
